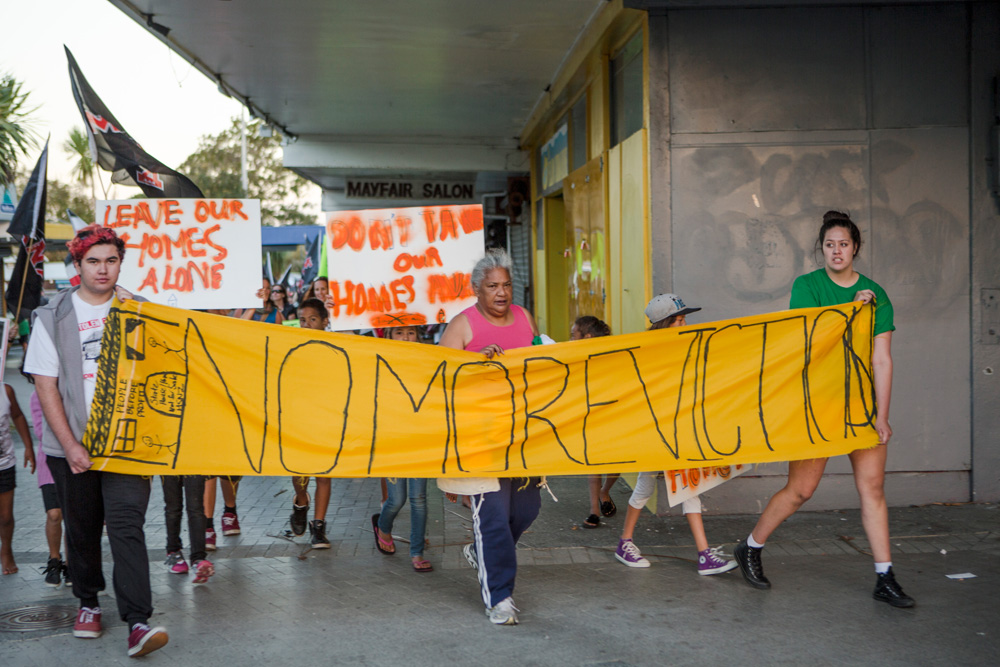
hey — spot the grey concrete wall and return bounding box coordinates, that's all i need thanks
[969,2,1000,502]
[646,3,994,510]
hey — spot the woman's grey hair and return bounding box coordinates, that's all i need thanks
[471,248,513,287]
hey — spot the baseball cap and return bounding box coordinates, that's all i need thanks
[644,293,701,323]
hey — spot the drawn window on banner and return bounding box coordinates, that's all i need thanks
[664,464,750,508]
[324,204,484,329]
[97,199,262,310]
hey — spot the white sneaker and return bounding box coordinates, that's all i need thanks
[462,543,479,571]
[486,597,519,625]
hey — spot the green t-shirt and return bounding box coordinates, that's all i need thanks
[790,269,895,336]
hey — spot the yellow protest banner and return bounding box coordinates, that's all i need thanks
[83,300,880,477]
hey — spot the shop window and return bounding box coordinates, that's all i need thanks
[610,31,643,147]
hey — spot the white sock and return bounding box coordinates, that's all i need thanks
[747,534,765,549]
[875,561,892,574]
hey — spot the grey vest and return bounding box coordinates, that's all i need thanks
[31,287,92,459]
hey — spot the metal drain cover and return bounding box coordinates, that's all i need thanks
[0,605,78,632]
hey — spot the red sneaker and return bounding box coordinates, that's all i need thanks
[127,623,168,657]
[191,559,215,585]
[73,606,102,638]
[221,511,241,536]
[205,527,217,551]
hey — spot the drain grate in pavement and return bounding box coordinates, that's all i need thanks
[0,605,78,632]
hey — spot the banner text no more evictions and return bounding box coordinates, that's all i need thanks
[83,300,882,478]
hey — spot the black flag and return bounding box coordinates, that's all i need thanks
[5,140,48,316]
[277,264,292,289]
[65,46,204,199]
[301,234,321,286]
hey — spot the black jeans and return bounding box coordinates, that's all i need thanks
[161,475,207,562]
[48,456,153,627]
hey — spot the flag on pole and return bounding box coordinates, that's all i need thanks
[277,264,292,289]
[5,140,48,316]
[301,233,321,286]
[65,46,204,199]
[66,208,89,231]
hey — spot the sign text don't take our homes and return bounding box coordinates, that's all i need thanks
[324,204,483,330]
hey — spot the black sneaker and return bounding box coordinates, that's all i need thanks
[873,568,915,608]
[309,520,331,549]
[290,503,309,536]
[734,540,771,589]
[62,562,71,587]
[42,557,63,587]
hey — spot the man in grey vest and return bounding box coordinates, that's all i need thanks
[25,225,168,658]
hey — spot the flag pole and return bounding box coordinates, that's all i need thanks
[13,238,34,324]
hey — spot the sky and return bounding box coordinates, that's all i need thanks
[1,0,245,187]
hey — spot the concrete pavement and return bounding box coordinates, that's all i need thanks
[1,350,998,666]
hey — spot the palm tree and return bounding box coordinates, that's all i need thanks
[0,73,39,183]
[63,126,97,201]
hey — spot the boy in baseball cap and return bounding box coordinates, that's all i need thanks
[644,293,701,328]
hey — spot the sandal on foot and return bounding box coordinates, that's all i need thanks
[583,514,600,529]
[600,497,617,517]
[371,514,395,555]
[412,558,433,573]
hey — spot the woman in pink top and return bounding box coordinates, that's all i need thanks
[438,249,540,626]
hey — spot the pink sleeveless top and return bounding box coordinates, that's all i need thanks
[463,304,534,352]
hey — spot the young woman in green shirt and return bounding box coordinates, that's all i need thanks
[734,211,915,608]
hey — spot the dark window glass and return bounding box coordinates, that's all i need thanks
[535,198,544,250]
[610,31,643,147]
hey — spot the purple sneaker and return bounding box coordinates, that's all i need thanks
[165,551,189,574]
[698,547,738,576]
[615,539,651,568]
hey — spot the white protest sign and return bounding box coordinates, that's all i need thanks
[664,464,750,508]
[98,199,262,309]
[324,204,484,329]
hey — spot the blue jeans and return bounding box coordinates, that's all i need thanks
[377,478,427,558]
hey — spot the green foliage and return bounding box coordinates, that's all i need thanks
[62,126,95,199]
[46,179,96,224]
[0,73,39,182]
[179,117,316,226]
